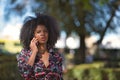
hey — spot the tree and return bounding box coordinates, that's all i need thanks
[43,0,94,64]
[2,0,120,64]
[87,0,120,45]
[44,0,120,64]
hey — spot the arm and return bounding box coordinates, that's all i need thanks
[17,49,36,80]
[27,50,37,66]
[17,38,38,80]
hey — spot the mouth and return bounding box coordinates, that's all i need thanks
[41,37,46,41]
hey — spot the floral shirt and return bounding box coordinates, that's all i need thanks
[17,49,63,80]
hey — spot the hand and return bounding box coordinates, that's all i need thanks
[30,37,38,53]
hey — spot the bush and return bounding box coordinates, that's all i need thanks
[1,55,120,80]
[0,55,23,80]
[64,62,120,80]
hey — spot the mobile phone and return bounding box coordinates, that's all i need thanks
[36,41,39,46]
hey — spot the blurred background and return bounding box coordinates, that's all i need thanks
[0,0,120,80]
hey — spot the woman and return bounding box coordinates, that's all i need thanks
[17,13,63,80]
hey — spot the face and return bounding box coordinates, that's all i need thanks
[34,25,48,44]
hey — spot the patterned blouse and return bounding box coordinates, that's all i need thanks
[17,48,63,80]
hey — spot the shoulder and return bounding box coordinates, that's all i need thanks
[53,51,63,63]
[17,48,31,57]
[21,48,31,54]
[16,48,31,61]
[49,48,63,60]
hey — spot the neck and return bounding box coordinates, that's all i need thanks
[40,44,46,49]
[38,44,47,54]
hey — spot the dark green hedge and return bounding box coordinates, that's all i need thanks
[0,55,120,80]
[64,63,120,80]
[0,55,23,80]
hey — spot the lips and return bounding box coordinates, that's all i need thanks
[41,37,46,41]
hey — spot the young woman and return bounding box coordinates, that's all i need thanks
[17,13,63,80]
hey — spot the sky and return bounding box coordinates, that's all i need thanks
[0,0,120,49]
[0,0,35,39]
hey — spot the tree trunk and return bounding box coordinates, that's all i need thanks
[74,33,86,64]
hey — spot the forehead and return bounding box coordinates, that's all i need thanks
[35,25,47,30]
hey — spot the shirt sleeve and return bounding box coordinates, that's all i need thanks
[16,49,35,80]
[57,53,64,80]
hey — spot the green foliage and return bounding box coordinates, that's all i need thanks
[102,69,118,80]
[89,68,102,80]
[0,55,23,80]
[73,68,84,80]
[64,63,120,80]
[75,0,92,10]
[1,55,120,80]
[98,0,109,6]
[0,39,22,54]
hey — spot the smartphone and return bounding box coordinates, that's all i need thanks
[36,41,39,47]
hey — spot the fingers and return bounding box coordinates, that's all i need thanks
[30,38,38,52]
[31,37,38,43]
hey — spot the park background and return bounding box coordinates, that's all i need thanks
[0,0,120,80]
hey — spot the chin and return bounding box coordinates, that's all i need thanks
[39,41,47,44]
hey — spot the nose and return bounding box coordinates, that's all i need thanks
[40,31,45,36]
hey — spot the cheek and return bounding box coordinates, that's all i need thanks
[34,34,39,38]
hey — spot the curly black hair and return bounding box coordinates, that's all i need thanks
[20,13,60,50]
